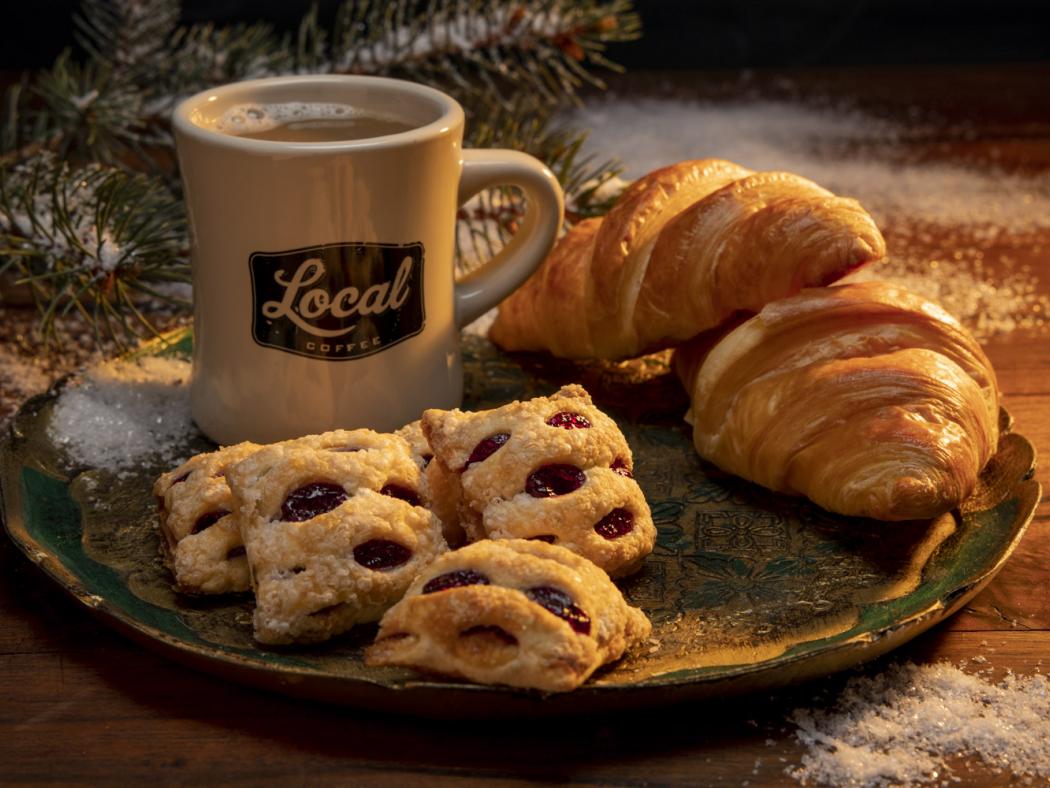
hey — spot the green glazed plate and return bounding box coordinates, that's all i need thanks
[0,328,1040,717]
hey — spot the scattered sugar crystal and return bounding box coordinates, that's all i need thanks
[787,662,1050,787]
[0,346,52,404]
[565,98,1050,232]
[47,356,195,475]
[843,255,1050,341]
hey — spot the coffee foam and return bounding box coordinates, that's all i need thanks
[213,102,398,135]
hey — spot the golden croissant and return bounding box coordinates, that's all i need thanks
[489,159,886,359]
[674,282,1000,521]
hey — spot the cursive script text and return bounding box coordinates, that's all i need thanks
[261,256,413,338]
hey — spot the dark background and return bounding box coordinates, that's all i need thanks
[4,0,1049,70]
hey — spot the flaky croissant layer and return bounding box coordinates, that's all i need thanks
[676,282,1000,521]
[490,159,886,360]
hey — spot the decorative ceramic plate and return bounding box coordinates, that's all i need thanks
[0,328,1040,717]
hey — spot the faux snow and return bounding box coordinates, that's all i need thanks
[789,661,1050,786]
[47,356,195,475]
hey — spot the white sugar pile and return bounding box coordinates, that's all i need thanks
[789,661,1050,786]
[48,356,195,474]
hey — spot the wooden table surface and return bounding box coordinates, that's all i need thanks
[3,65,1049,786]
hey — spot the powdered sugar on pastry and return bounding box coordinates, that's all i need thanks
[225,429,446,645]
[366,539,651,692]
[422,384,656,576]
[153,441,261,594]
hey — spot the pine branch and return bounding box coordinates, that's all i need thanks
[0,80,49,158]
[156,22,292,110]
[74,0,180,80]
[1,0,641,349]
[75,0,290,119]
[81,0,641,119]
[324,0,640,108]
[31,50,150,163]
[0,152,188,346]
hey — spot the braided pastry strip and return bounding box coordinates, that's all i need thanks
[366,539,651,692]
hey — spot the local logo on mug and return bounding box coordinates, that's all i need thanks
[249,242,425,360]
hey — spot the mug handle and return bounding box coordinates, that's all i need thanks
[454,149,564,328]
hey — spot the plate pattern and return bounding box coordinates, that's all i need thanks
[1,328,1040,714]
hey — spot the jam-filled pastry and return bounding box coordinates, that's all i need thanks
[365,539,652,692]
[153,442,261,594]
[396,420,464,547]
[421,384,656,576]
[225,430,446,645]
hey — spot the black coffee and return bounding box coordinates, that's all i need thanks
[215,102,415,142]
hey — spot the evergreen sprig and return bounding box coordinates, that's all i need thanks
[74,0,180,80]
[0,0,638,348]
[324,0,640,105]
[32,51,148,163]
[0,153,188,344]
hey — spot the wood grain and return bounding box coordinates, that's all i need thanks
[2,64,1050,785]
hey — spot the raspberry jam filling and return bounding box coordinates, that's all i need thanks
[594,507,634,539]
[172,471,191,485]
[525,586,591,635]
[459,624,518,645]
[611,457,633,478]
[545,411,591,429]
[353,539,412,570]
[280,481,348,522]
[422,569,490,594]
[191,509,229,534]
[525,464,585,497]
[463,432,510,470]
[379,483,421,507]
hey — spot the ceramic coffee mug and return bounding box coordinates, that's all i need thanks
[173,75,563,444]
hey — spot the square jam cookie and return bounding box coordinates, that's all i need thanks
[422,385,656,576]
[154,442,261,594]
[367,539,651,691]
[226,430,446,645]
